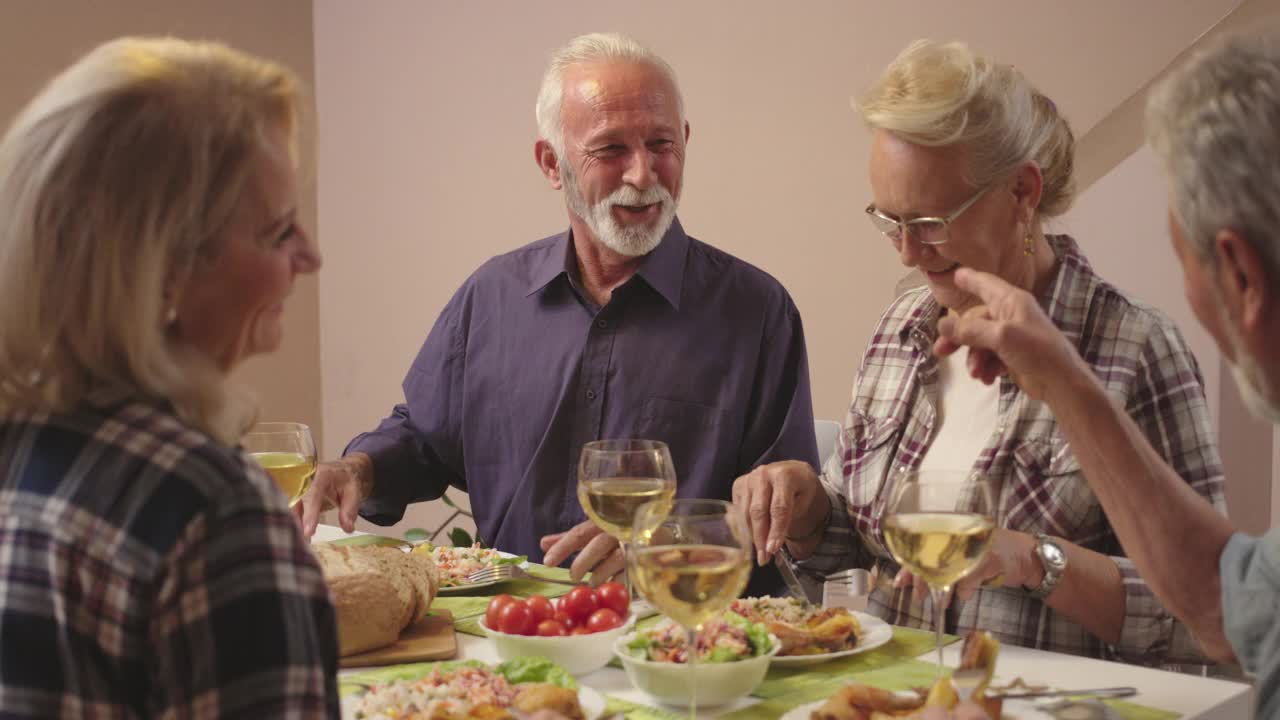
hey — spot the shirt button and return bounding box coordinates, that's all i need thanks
[596,319,608,329]
[586,389,597,400]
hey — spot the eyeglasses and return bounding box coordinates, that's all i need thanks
[865,185,989,246]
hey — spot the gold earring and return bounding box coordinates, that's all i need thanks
[1023,233,1034,257]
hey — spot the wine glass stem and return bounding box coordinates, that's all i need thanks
[930,585,946,679]
[620,541,632,601]
[686,625,698,720]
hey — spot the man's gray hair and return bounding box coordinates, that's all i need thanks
[535,32,684,156]
[1147,32,1280,281]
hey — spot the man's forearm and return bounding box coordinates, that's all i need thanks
[1042,359,1237,660]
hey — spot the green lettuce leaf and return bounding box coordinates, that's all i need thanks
[494,657,577,689]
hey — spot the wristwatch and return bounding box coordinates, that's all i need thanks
[1025,533,1067,599]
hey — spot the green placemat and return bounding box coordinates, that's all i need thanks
[752,626,956,700]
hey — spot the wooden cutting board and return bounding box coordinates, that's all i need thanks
[339,609,458,668]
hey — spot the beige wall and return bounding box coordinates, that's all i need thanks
[1064,0,1280,533]
[0,0,324,444]
[311,0,1236,536]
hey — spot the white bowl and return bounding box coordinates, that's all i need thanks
[612,630,781,707]
[479,616,632,676]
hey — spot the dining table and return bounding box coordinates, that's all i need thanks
[311,524,1253,719]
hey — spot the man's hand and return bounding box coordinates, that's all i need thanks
[934,268,1085,401]
[293,452,372,537]
[540,520,624,584]
[731,460,823,565]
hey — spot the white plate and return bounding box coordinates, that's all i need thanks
[435,551,530,594]
[769,611,894,666]
[778,695,1062,719]
[341,681,605,720]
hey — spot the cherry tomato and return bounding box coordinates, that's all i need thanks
[596,581,629,616]
[525,595,555,624]
[535,619,569,637]
[485,594,516,630]
[586,607,623,633]
[553,609,577,630]
[561,585,599,622]
[498,599,534,635]
[570,625,592,635]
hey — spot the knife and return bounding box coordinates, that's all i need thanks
[775,546,811,602]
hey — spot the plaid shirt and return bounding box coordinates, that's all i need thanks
[0,395,339,718]
[800,235,1226,664]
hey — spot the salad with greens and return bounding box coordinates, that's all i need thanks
[623,612,774,664]
[344,658,576,719]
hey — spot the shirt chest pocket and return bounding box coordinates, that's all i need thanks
[844,414,902,510]
[1008,436,1101,539]
[641,396,723,429]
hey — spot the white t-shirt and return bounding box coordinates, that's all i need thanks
[916,348,1000,508]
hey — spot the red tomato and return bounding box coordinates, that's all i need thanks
[596,582,629,616]
[553,609,577,630]
[525,595,555,624]
[485,594,516,630]
[535,619,569,637]
[498,600,534,635]
[586,607,623,633]
[570,625,592,635]
[561,585,599,622]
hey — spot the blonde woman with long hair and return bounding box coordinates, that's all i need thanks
[0,37,333,715]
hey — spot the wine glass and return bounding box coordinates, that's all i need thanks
[243,422,317,507]
[577,439,677,598]
[630,499,752,720]
[881,468,995,677]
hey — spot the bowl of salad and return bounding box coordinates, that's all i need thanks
[613,613,779,707]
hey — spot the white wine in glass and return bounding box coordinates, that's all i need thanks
[578,440,677,595]
[882,469,995,677]
[631,499,752,719]
[244,422,317,507]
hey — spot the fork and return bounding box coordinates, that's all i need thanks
[464,564,581,586]
[951,668,1137,702]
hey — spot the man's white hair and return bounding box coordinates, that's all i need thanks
[534,32,684,156]
[1147,32,1280,283]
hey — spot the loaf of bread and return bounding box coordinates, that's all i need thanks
[312,544,439,656]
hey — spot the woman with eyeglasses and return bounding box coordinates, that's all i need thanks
[733,40,1224,664]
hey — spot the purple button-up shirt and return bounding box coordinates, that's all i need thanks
[349,219,817,592]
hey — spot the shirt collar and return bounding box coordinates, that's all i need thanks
[898,235,1092,348]
[524,216,690,310]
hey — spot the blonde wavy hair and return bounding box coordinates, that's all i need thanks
[858,40,1076,217]
[0,37,302,445]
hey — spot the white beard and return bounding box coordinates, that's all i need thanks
[561,161,677,258]
[1213,288,1280,423]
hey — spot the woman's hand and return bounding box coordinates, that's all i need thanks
[732,460,824,565]
[894,529,1039,605]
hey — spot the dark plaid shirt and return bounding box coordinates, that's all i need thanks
[0,395,339,718]
[800,235,1226,664]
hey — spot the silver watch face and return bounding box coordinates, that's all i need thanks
[1041,540,1067,570]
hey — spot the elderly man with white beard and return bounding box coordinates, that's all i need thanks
[297,32,818,594]
[927,33,1280,717]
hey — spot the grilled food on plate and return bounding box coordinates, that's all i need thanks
[729,597,861,656]
[810,631,1002,720]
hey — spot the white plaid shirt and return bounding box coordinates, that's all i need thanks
[799,235,1226,664]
